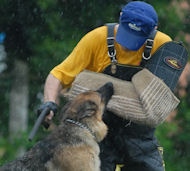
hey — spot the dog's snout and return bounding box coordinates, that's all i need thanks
[106,82,113,90]
[104,82,114,95]
[97,82,114,95]
[97,82,114,104]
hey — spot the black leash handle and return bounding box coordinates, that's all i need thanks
[28,107,50,141]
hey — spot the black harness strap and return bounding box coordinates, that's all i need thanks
[106,23,117,64]
[106,23,118,74]
[140,30,157,67]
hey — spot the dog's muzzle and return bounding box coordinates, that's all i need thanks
[97,82,114,105]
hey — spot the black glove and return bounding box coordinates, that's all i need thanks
[37,101,58,128]
[37,101,58,116]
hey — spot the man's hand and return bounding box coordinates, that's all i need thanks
[37,101,58,128]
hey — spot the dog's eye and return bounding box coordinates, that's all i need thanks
[82,100,98,114]
[87,108,96,112]
[86,101,98,108]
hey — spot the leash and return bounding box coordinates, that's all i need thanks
[65,119,97,141]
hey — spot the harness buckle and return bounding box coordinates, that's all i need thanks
[145,39,154,48]
[146,38,154,43]
[107,37,114,40]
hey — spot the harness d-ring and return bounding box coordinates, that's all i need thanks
[142,51,151,60]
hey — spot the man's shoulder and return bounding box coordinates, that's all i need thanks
[85,25,107,40]
[155,30,172,42]
[79,25,107,48]
[151,31,172,53]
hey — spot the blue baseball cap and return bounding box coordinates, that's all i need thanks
[116,1,158,51]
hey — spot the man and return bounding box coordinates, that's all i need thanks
[40,1,172,171]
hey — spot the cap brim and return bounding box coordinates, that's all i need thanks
[116,24,147,51]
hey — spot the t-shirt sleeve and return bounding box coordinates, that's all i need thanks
[50,31,97,88]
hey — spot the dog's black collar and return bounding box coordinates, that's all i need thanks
[65,119,97,141]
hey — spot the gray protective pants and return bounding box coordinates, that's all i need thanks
[99,111,164,171]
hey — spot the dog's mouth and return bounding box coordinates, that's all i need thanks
[96,82,114,105]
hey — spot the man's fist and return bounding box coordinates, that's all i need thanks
[37,101,58,128]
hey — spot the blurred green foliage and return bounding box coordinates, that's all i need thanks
[0,0,190,170]
[156,96,190,170]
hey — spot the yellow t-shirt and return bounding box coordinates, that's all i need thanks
[50,26,172,87]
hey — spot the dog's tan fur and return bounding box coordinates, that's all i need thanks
[45,91,108,171]
[0,86,112,171]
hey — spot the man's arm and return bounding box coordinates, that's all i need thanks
[43,73,63,122]
[44,73,63,103]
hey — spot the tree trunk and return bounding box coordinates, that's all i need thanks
[9,59,29,157]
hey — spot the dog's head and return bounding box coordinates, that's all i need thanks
[60,82,114,141]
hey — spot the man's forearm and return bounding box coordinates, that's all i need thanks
[44,73,63,104]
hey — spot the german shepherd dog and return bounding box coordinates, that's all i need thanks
[0,82,114,171]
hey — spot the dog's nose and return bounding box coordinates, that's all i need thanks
[105,82,113,89]
[97,82,114,104]
[104,82,114,95]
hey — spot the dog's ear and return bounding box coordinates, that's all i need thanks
[59,101,72,122]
